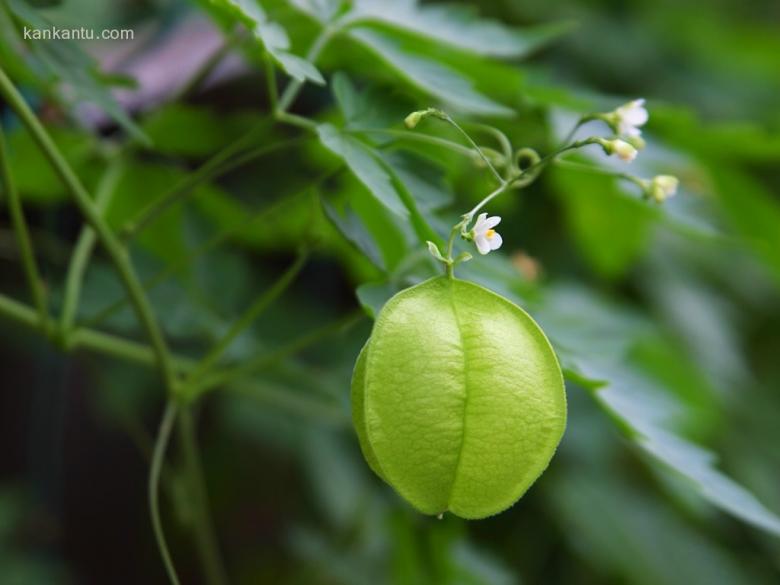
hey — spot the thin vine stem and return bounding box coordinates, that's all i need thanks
[437,117,605,279]
[188,309,363,397]
[276,27,334,113]
[82,167,334,330]
[229,379,348,426]
[119,123,270,240]
[149,400,182,585]
[0,66,178,392]
[182,250,310,396]
[350,128,476,158]
[0,123,48,329]
[434,111,505,186]
[59,158,122,339]
[441,180,513,279]
[123,22,333,242]
[560,114,600,147]
[120,135,307,241]
[465,182,513,220]
[0,291,194,370]
[554,158,643,187]
[125,26,334,240]
[178,409,228,585]
[463,138,602,223]
[512,138,602,186]
[126,22,335,241]
[463,122,513,166]
[263,52,278,112]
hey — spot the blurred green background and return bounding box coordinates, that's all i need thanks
[1,0,779,583]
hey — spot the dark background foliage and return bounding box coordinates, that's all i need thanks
[1,0,779,583]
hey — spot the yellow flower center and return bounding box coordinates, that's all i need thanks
[485,229,496,239]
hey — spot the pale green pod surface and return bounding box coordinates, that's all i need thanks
[351,343,386,481]
[352,276,566,519]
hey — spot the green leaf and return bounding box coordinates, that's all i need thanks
[652,105,780,163]
[592,365,780,538]
[215,0,324,84]
[552,166,655,279]
[380,151,453,213]
[354,276,566,518]
[322,173,412,272]
[332,72,362,124]
[274,52,325,84]
[550,471,758,585]
[347,28,513,117]
[317,123,408,217]
[328,74,447,247]
[344,0,571,58]
[141,104,253,158]
[6,0,149,143]
[536,286,780,538]
[322,198,386,270]
[7,126,97,204]
[289,0,344,24]
[711,167,780,287]
[331,71,416,131]
[106,161,196,266]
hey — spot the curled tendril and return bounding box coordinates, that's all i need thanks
[512,147,542,187]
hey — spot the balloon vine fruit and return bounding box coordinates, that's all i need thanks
[352,276,566,519]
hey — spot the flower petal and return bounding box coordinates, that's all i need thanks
[623,100,648,124]
[621,124,641,137]
[625,108,648,127]
[475,236,491,255]
[485,215,501,229]
[489,232,503,251]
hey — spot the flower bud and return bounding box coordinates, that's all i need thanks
[647,175,678,203]
[426,240,446,261]
[404,110,426,129]
[625,134,646,151]
[598,138,638,162]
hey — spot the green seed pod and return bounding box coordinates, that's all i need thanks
[352,276,566,519]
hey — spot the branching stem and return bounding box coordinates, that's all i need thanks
[59,158,122,339]
[0,66,178,393]
[0,124,48,330]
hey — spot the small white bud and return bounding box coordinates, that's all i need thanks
[647,175,678,203]
[599,138,638,162]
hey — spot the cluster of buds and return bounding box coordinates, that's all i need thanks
[596,99,648,161]
[597,99,679,203]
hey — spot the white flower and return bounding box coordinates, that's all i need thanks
[614,98,648,137]
[600,138,638,162]
[471,213,503,255]
[648,175,678,203]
